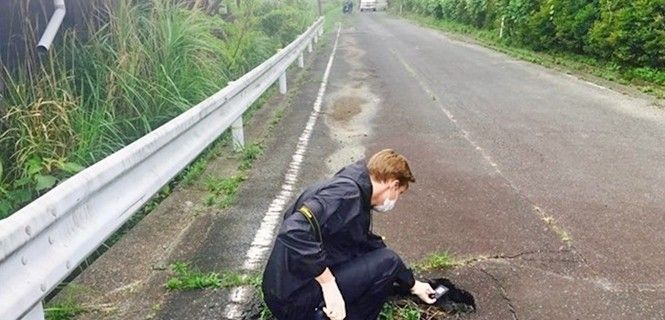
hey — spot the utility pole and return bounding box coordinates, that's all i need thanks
[317,0,322,16]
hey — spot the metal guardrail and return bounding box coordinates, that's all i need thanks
[0,17,324,320]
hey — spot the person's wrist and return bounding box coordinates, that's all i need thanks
[316,273,335,285]
[315,268,335,284]
[410,280,423,293]
[319,277,336,287]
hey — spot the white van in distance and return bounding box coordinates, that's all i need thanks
[359,0,377,11]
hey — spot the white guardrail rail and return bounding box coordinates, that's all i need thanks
[0,17,324,320]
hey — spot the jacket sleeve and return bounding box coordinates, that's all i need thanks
[277,210,327,278]
[363,232,387,252]
[275,179,361,278]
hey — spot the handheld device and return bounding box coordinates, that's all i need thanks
[431,284,449,300]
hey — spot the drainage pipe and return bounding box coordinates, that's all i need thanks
[37,0,66,52]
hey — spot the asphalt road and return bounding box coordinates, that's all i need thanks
[332,12,665,319]
[67,12,665,320]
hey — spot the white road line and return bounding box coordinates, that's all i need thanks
[584,80,607,90]
[222,23,343,319]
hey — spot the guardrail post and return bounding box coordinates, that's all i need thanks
[279,71,287,94]
[307,40,313,53]
[21,303,45,320]
[232,116,245,152]
[298,52,304,68]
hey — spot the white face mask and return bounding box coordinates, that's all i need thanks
[373,187,397,213]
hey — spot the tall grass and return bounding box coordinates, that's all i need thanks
[0,0,315,218]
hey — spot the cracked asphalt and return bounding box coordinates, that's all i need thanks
[61,12,665,320]
[344,12,665,319]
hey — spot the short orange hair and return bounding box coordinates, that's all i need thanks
[367,149,415,188]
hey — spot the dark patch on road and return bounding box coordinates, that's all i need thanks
[428,278,477,314]
[330,96,365,122]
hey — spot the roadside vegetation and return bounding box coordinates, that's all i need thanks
[413,251,460,272]
[390,0,665,98]
[165,261,259,290]
[44,285,89,320]
[0,0,317,218]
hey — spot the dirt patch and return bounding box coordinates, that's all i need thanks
[330,96,365,122]
[322,24,380,173]
[349,70,370,80]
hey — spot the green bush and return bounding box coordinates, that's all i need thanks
[396,0,664,69]
[498,0,542,43]
[260,6,314,47]
[466,0,490,27]
[587,0,665,67]
[441,0,466,22]
[525,0,598,52]
[553,0,598,52]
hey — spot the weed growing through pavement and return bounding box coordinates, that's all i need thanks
[219,271,257,288]
[45,300,85,320]
[166,262,259,291]
[44,284,87,320]
[536,208,573,248]
[166,262,222,290]
[413,251,460,272]
[182,158,210,186]
[379,300,422,320]
[203,175,246,208]
[240,143,265,170]
[45,302,85,320]
[542,215,573,247]
[270,108,286,127]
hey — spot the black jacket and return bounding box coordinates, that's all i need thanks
[262,160,388,302]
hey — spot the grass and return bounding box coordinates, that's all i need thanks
[240,142,265,170]
[324,0,345,32]
[164,263,276,319]
[201,141,264,208]
[180,133,231,186]
[45,303,85,320]
[44,284,87,320]
[0,0,317,219]
[379,301,422,320]
[395,10,665,100]
[166,262,223,290]
[413,251,460,272]
[270,108,286,127]
[204,175,246,208]
[166,261,259,291]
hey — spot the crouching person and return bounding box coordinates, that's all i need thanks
[262,149,435,320]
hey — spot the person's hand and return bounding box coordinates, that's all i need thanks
[411,280,436,304]
[320,279,346,320]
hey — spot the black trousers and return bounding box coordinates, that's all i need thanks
[264,248,414,320]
